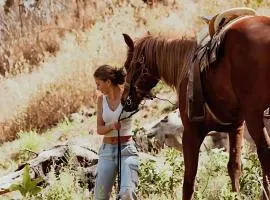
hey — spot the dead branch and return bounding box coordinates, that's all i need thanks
[0,144,98,195]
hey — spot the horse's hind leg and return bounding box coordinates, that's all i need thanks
[182,124,207,200]
[228,122,244,193]
[245,112,270,199]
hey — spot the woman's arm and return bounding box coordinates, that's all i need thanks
[96,95,120,135]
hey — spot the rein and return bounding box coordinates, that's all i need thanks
[116,101,139,200]
[115,95,173,200]
[148,94,177,106]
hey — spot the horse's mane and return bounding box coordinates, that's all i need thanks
[133,35,197,95]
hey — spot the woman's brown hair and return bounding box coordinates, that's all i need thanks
[93,65,126,85]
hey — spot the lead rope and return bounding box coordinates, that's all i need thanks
[116,94,174,200]
[116,110,122,200]
[116,107,139,200]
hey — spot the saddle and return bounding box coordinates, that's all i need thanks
[187,7,257,122]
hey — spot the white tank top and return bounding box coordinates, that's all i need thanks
[102,95,133,137]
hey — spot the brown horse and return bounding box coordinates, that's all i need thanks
[121,15,270,200]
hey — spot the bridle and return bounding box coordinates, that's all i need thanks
[123,54,159,108]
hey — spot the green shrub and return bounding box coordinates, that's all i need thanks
[138,148,184,199]
[138,144,262,199]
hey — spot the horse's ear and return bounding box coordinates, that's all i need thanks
[123,33,134,50]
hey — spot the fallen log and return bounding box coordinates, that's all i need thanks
[0,144,98,195]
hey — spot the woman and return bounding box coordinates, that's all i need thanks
[93,65,139,200]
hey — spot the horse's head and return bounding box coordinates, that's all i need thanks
[121,33,159,112]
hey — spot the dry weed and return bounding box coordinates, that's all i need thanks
[0,0,269,142]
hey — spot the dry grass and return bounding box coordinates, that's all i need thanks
[0,0,270,142]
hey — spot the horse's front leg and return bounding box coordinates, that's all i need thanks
[227,122,244,192]
[182,124,207,200]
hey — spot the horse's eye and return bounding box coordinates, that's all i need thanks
[142,68,148,74]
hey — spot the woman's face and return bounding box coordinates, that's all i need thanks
[95,78,110,94]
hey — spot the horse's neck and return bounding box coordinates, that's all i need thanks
[155,38,197,89]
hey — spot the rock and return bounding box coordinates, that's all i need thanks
[144,109,259,152]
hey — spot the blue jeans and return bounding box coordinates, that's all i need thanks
[94,141,139,200]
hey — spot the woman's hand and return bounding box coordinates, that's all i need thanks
[110,122,121,130]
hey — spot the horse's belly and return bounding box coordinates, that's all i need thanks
[202,60,242,123]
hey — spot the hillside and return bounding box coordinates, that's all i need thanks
[0,0,270,199]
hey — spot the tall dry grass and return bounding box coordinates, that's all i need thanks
[0,0,270,142]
